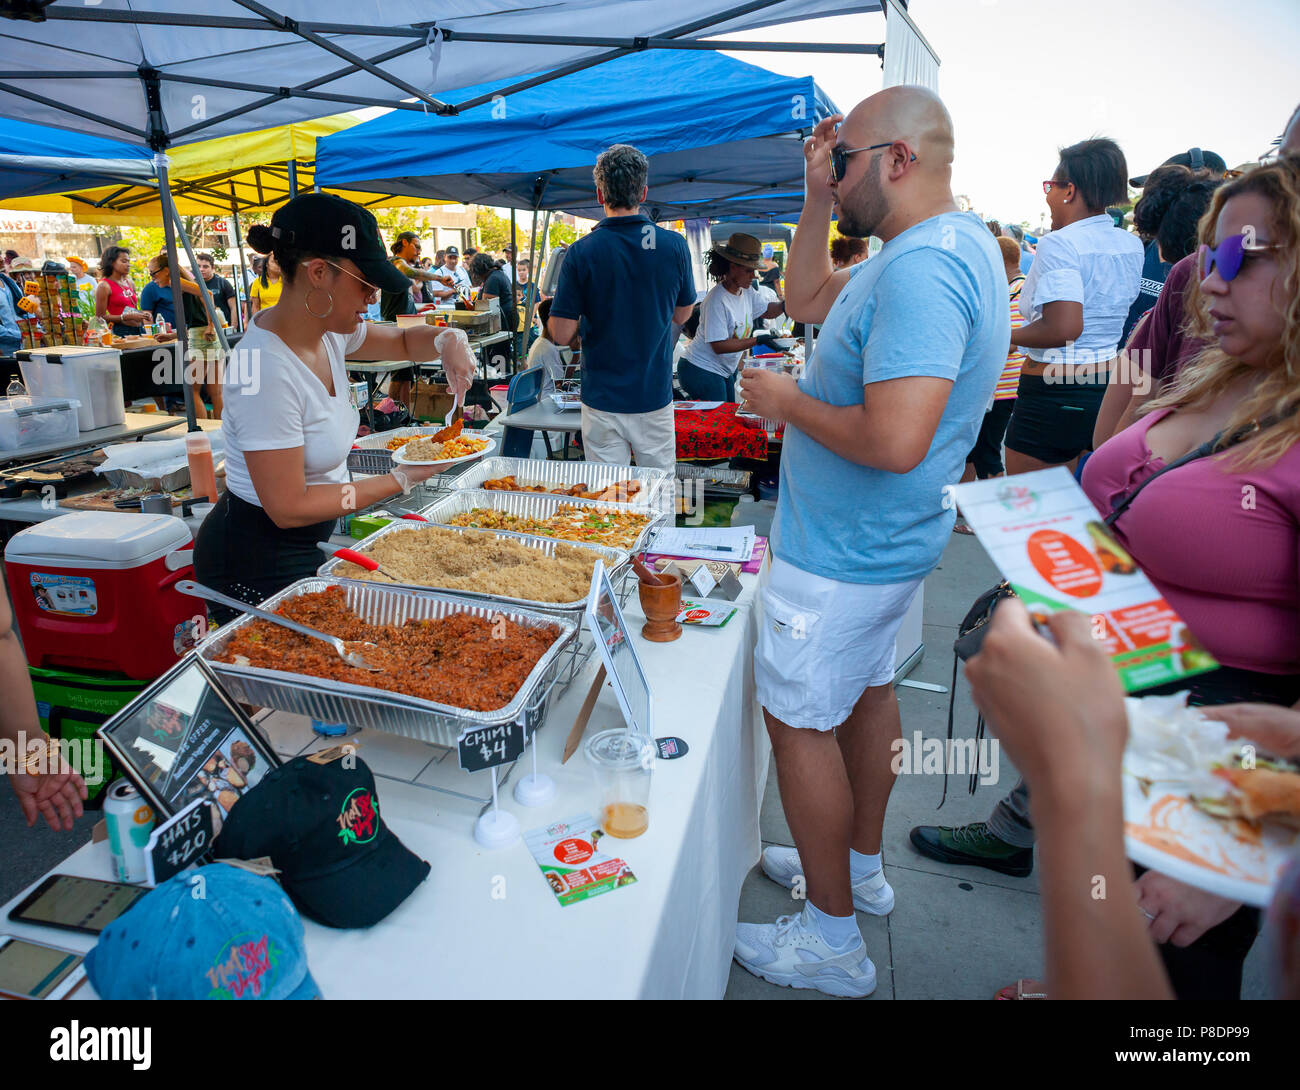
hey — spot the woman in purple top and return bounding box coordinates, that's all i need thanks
[917,158,1300,1000]
[1079,158,1300,999]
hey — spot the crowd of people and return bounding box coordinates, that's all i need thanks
[3,74,1297,1005]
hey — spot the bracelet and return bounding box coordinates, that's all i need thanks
[21,735,54,776]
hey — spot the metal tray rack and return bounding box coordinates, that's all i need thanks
[317,520,630,614]
[196,578,579,748]
[420,488,667,559]
[347,426,446,477]
[449,456,673,514]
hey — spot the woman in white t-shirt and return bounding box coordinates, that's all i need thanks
[194,194,475,619]
[678,233,784,403]
[1003,138,1143,474]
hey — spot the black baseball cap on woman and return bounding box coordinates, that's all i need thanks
[252,192,411,294]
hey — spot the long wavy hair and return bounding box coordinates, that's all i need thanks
[1139,157,1300,469]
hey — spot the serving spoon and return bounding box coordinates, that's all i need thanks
[177,580,383,671]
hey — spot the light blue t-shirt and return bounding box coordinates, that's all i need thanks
[772,212,1010,584]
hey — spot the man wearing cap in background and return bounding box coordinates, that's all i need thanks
[548,143,696,470]
[382,230,454,407]
[1120,148,1226,343]
[436,245,473,298]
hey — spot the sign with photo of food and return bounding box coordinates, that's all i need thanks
[952,468,1217,692]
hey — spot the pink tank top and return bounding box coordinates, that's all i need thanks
[1082,409,1300,675]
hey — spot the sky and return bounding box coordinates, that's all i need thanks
[716,0,1300,232]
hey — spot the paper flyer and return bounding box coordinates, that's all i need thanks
[526,813,638,907]
[952,468,1217,692]
[676,599,738,627]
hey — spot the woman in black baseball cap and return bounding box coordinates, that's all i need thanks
[194,193,476,619]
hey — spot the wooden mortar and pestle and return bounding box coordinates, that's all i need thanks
[633,556,682,642]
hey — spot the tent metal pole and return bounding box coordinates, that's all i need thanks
[509,206,517,371]
[231,192,250,332]
[169,204,233,361]
[522,209,547,348]
[155,153,197,432]
[287,160,299,198]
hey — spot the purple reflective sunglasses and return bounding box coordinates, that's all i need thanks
[1199,231,1281,282]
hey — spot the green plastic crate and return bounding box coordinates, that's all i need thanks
[28,666,151,805]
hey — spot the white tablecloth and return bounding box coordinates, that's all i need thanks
[1,571,770,999]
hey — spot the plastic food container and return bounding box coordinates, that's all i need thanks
[0,395,82,454]
[4,511,196,678]
[18,346,126,432]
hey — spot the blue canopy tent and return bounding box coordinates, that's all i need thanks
[316,50,838,221]
[0,118,156,202]
[318,50,836,329]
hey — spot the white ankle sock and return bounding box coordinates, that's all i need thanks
[849,849,882,881]
[803,901,860,949]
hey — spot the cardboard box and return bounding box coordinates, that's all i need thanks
[411,382,457,423]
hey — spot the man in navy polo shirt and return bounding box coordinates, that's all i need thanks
[548,144,697,469]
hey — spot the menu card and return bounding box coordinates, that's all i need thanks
[526,813,638,907]
[951,468,1217,692]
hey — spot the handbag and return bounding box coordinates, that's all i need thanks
[938,409,1291,807]
[939,580,1015,807]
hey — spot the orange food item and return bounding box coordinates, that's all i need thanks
[216,587,559,711]
[432,416,464,443]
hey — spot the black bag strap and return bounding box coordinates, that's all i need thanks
[1103,415,1282,529]
[938,652,961,809]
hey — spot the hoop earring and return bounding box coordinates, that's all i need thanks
[305,286,334,318]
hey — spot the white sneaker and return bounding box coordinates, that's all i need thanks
[760,845,896,916]
[734,911,876,997]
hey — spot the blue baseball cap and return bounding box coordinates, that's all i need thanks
[84,864,320,1000]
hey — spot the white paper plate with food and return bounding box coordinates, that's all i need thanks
[1122,693,1300,907]
[391,432,495,466]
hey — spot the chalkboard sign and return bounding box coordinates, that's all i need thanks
[458,721,526,773]
[145,799,215,885]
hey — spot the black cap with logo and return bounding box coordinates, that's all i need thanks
[214,755,430,929]
[443,245,460,257]
[1130,148,1227,188]
[258,192,412,294]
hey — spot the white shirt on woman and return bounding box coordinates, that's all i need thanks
[222,312,365,506]
[682,283,768,376]
[1018,213,1143,365]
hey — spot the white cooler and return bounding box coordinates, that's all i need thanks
[19,346,126,432]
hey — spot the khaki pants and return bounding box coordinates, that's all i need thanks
[580,403,676,470]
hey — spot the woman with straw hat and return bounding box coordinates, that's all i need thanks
[679,232,784,402]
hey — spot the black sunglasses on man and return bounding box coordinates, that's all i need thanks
[829,140,917,183]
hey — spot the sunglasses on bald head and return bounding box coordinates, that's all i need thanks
[1198,232,1281,282]
[829,140,916,183]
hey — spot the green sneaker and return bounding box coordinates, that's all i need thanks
[908,822,1033,877]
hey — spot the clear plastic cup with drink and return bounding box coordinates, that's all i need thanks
[585,729,654,838]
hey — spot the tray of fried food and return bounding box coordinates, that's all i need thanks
[421,488,663,553]
[449,455,670,508]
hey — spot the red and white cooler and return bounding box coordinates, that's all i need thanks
[4,512,197,679]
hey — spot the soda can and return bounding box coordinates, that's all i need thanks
[104,780,155,883]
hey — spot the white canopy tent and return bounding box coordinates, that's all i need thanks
[0,1,891,428]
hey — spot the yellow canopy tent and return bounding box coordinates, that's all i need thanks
[0,113,443,223]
